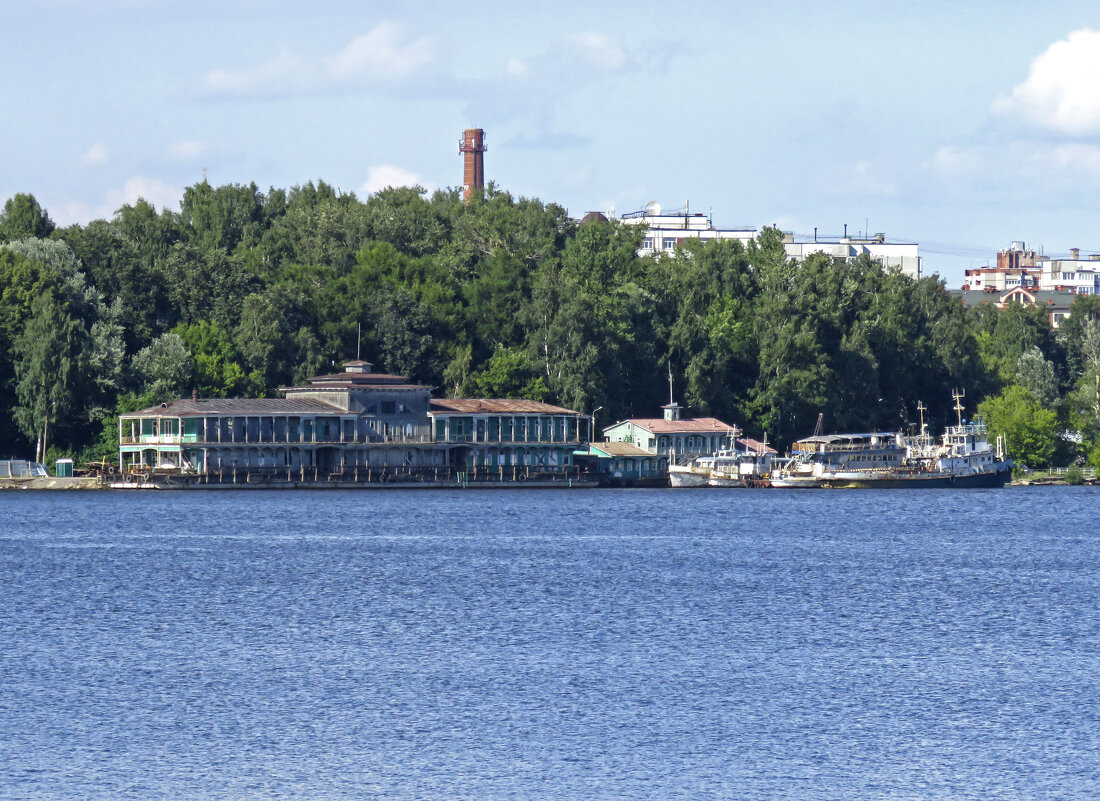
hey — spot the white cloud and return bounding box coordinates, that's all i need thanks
[928,140,1100,199]
[818,159,898,199]
[570,33,627,72]
[326,23,434,82]
[168,140,205,161]
[51,176,183,226]
[505,57,529,77]
[81,143,110,166]
[933,146,978,173]
[1052,143,1100,177]
[501,31,634,90]
[111,176,182,211]
[358,165,429,196]
[197,23,434,99]
[199,49,314,98]
[994,28,1100,135]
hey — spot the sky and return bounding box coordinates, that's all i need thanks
[3,0,1100,285]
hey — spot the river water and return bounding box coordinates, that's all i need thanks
[2,487,1099,800]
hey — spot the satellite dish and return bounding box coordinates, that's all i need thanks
[644,200,661,216]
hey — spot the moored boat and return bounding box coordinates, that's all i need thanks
[771,430,906,488]
[772,394,1012,489]
[669,434,777,488]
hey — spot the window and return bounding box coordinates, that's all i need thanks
[664,238,677,251]
[642,238,654,250]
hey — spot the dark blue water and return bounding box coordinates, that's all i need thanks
[2,488,1099,800]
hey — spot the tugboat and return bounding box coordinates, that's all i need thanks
[771,394,1012,489]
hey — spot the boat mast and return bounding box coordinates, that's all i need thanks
[952,389,965,428]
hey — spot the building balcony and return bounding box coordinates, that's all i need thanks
[120,436,183,445]
[122,434,437,447]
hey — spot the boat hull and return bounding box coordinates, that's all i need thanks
[817,467,1011,489]
[668,468,710,488]
[769,476,823,488]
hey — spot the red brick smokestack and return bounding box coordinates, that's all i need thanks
[459,128,486,201]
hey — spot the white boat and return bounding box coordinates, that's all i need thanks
[668,461,711,487]
[669,435,776,488]
[771,430,906,488]
[772,395,1012,489]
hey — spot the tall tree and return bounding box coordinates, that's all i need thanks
[979,384,1058,469]
[0,193,55,241]
[13,291,83,461]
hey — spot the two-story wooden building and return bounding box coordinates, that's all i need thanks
[427,398,591,471]
[601,401,744,462]
[118,361,591,483]
[118,361,444,477]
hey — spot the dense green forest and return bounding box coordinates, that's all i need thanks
[2,182,1099,469]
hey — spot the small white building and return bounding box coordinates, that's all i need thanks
[616,203,921,279]
[962,267,1039,292]
[601,400,773,464]
[783,233,922,280]
[618,203,757,255]
[1036,248,1100,294]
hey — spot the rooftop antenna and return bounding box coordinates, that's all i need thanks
[667,362,674,405]
[357,322,361,361]
[952,389,965,427]
[728,423,742,450]
[812,412,824,437]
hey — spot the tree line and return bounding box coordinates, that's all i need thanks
[0,183,1094,469]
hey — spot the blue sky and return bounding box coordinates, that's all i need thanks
[4,0,1100,284]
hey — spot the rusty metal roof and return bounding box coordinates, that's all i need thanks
[609,417,741,434]
[287,382,430,392]
[430,399,583,415]
[589,441,656,458]
[737,437,779,455]
[126,398,346,417]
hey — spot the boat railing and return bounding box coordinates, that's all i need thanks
[944,422,987,436]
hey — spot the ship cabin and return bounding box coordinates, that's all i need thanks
[790,432,906,470]
[942,421,990,455]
